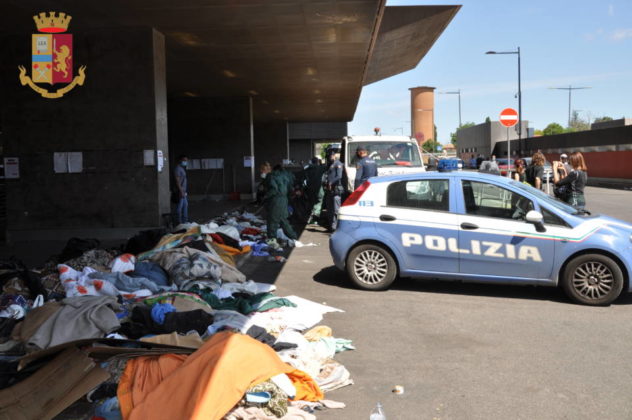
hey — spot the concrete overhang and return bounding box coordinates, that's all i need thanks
[0,1,459,122]
[364,5,461,86]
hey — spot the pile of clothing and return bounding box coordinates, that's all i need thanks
[0,213,351,420]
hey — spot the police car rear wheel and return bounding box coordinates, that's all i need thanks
[562,254,624,306]
[347,244,397,290]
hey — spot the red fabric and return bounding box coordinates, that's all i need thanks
[241,227,261,236]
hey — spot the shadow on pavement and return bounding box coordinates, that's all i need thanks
[313,265,632,306]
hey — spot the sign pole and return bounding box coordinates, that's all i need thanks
[506,126,511,178]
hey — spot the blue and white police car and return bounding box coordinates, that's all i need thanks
[330,172,632,305]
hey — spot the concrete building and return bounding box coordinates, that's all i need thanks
[0,1,460,239]
[591,118,632,131]
[456,120,529,160]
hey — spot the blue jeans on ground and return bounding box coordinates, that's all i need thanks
[176,196,189,224]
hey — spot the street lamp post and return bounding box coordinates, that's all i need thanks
[486,48,522,154]
[548,85,591,127]
[438,90,461,127]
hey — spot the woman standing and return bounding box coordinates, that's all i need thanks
[526,152,545,189]
[513,159,526,183]
[553,152,588,210]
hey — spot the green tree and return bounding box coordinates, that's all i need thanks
[450,122,476,145]
[542,122,566,136]
[567,110,590,132]
[319,143,331,159]
[593,116,613,123]
[485,116,491,123]
[422,139,440,153]
[534,129,544,136]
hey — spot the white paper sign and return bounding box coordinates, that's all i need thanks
[3,157,19,179]
[244,156,254,168]
[54,152,68,173]
[68,152,83,173]
[144,150,155,166]
[190,159,201,170]
[157,150,164,172]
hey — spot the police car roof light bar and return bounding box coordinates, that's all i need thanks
[342,181,371,207]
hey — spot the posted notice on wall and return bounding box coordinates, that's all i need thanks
[144,149,156,166]
[54,152,83,173]
[3,157,19,179]
[243,156,254,168]
[157,150,164,172]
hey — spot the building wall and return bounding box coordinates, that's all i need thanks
[254,121,288,169]
[289,122,347,140]
[167,97,253,197]
[456,122,492,159]
[288,121,347,164]
[590,118,632,131]
[457,121,529,160]
[0,27,169,233]
[493,125,632,179]
[289,139,314,165]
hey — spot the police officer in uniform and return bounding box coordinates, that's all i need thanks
[354,146,378,190]
[301,157,326,224]
[325,152,344,232]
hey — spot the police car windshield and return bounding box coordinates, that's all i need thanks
[510,180,580,215]
[347,142,422,167]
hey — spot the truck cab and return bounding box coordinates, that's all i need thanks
[341,135,425,191]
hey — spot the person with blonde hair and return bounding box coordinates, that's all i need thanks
[526,151,545,189]
[553,152,588,210]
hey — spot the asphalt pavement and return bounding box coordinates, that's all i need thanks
[266,186,632,420]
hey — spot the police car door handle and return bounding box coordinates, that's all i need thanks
[380,214,396,222]
[460,222,479,230]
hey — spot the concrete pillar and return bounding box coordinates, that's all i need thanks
[409,86,435,147]
[0,27,169,238]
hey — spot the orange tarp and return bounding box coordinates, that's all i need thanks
[117,331,300,420]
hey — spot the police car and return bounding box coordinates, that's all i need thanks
[330,172,632,306]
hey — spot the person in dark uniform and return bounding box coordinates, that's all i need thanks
[325,152,344,232]
[354,146,378,190]
[301,157,326,224]
[264,165,298,247]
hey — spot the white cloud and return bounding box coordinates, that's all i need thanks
[611,28,632,41]
[584,28,604,41]
[608,4,614,16]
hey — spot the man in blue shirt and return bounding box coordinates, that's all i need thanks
[354,146,378,189]
[173,155,189,224]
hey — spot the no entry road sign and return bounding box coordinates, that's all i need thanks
[499,108,519,127]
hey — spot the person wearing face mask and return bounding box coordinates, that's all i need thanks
[255,162,272,205]
[173,155,189,225]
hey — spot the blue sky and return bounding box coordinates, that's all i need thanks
[349,0,632,143]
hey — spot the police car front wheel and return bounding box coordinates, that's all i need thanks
[562,254,624,306]
[347,244,397,290]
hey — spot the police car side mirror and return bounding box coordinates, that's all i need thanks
[525,210,546,233]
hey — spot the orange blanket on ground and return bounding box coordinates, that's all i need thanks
[117,331,320,420]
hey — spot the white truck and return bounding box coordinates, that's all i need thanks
[340,135,425,190]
